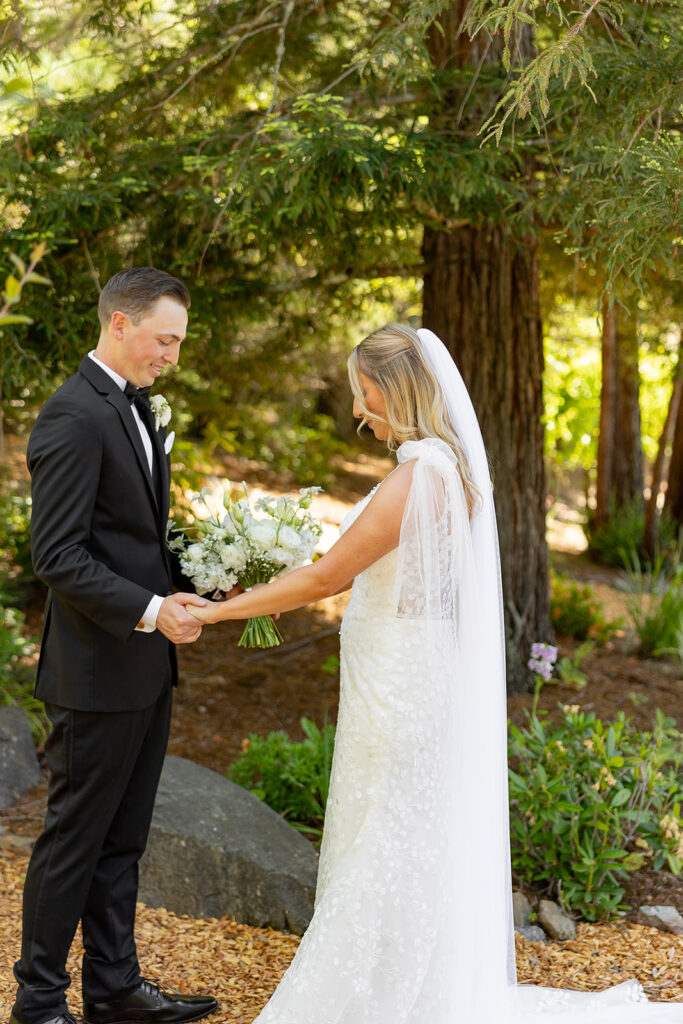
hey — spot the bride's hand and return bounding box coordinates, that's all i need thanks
[187,600,225,624]
[186,583,279,625]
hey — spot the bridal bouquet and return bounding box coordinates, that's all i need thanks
[170,485,323,648]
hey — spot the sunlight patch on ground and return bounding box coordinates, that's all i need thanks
[547,501,588,555]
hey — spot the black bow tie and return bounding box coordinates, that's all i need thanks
[124,382,152,407]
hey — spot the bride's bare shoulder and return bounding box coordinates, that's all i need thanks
[376,458,417,500]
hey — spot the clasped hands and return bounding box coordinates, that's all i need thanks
[157,584,276,641]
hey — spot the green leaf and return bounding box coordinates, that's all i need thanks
[0,314,33,326]
[8,254,26,276]
[4,275,21,303]
[611,788,631,807]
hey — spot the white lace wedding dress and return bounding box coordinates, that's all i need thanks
[253,440,681,1024]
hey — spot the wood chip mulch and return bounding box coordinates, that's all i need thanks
[0,853,680,1023]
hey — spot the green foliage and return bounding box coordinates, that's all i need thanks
[550,573,620,643]
[555,641,593,689]
[0,480,36,606]
[508,705,683,920]
[0,242,49,330]
[623,547,683,660]
[320,654,340,675]
[2,0,679,451]
[586,498,679,569]
[234,703,683,921]
[0,605,46,743]
[227,716,335,841]
[205,409,347,488]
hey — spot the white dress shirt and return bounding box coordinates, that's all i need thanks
[88,352,164,632]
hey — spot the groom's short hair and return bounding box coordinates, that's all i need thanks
[98,267,191,327]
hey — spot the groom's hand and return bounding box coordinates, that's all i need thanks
[156,593,207,644]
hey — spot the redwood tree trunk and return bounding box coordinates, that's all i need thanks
[423,7,550,692]
[665,369,683,528]
[595,294,644,530]
[645,363,682,559]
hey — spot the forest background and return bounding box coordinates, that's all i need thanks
[0,0,681,688]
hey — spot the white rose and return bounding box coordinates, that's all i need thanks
[249,522,278,549]
[218,542,248,572]
[270,546,295,568]
[277,525,303,550]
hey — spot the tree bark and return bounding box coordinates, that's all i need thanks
[645,358,682,559]
[595,294,644,530]
[423,7,550,693]
[664,360,683,529]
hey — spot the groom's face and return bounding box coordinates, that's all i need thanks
[112,295,189,387]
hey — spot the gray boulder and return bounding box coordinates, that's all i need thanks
[0,706,40,811]
[538,899,576,940]
[139,755,318,935]
[639,905,683,935]
[515,924,548,943]
[512,890,532,929]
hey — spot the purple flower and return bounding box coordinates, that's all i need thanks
[528,657,553,681]
[530,642,558,665]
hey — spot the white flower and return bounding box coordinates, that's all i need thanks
[249,522,278,549]
[278,524,303,550]
[270,546,296,568]
[217,541,249,573]
[149,394,172,431]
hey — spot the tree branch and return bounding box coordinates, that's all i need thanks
[198,0,296,273]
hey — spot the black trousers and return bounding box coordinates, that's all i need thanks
[13,680,173,1024]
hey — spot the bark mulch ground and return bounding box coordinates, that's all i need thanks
[0,854,681,1023]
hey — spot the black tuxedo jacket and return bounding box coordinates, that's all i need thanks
[28,355,179,712]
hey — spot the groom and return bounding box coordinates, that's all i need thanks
[11,268,215,1024]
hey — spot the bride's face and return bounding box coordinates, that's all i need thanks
[354,371,389,440]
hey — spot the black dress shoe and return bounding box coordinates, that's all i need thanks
[10,1015,78,1024]
[83,981,218,1024]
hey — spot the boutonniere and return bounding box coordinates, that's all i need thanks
[149,394,172,431]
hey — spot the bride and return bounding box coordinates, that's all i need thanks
[190,324,680,1022]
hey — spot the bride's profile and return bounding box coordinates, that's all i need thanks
[190,324,680,1022]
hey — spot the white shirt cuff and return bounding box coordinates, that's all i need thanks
[136,594,165,632]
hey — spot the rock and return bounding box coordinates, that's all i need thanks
[512,890,532,929]
[139,755,318,935]
[0,830,35,854]
[0,707,41,812]
[515,925,547,943]
[538,899,576,941]
[639,905,683,935]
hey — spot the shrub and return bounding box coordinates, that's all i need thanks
[623,547,683,659]
[585,497,679,569]
[0,482,36,606]
[0,605,46,743]
[550,573,620,642]
[227,716,335,841]
[508,705,683,921]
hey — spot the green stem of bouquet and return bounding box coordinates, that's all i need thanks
[238,614,283,648]
[237,568,283,649]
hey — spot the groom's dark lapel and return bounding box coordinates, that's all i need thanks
[78,355,160,519]
[151,420,170,524]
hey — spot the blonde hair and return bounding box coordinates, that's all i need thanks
[348,323,481,516]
